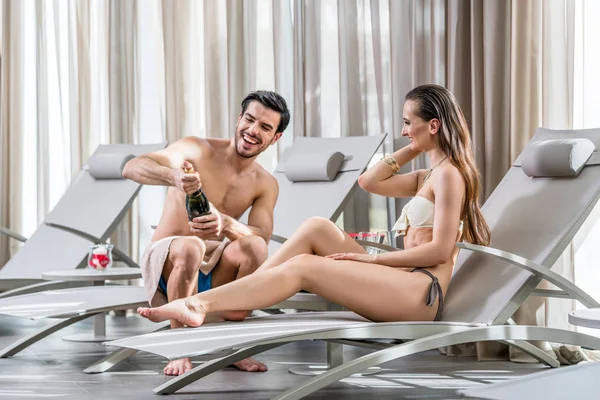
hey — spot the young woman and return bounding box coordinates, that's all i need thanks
[137,84,491,327]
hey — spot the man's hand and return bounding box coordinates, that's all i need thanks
[174,161,202,195]
[189,206,227,240]
[325,252,376,264]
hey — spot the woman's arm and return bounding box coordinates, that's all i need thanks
[358,146,424,198]
[375,165,465,267]
[331,165,465,267]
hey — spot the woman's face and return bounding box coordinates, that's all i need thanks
[401,100,438,152]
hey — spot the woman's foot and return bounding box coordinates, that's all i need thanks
[137,298,207,327]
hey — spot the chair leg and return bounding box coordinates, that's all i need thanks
[271,325,600,400]
[500,339,560,368]
[0,314,92,357]
[84,323,170,374]
[154,344,282,395]
[84,347,140,374]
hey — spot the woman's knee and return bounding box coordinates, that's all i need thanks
[279,254,317,284]
[300,216,338,236]
[169,237,206,271]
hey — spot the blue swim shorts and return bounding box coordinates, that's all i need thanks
[158,271,212,295]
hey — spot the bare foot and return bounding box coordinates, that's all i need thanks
[137,298,206,327]
[232,357,268,372]
[164,357,193,376]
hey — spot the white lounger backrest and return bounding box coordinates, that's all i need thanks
[272,134,386,240]
[444,128,600,325]
[0,142,167,281]
[44,143,165,241]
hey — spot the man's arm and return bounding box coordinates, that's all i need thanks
[222,178,278,243]
[122,137,204,194]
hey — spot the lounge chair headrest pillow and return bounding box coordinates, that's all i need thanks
[284,151,345,182]
[521,138,595,178]
[87,153,135,179]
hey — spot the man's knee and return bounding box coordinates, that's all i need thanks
[230,235,268,266]
[169,237,206,273]
[224,310,250,322]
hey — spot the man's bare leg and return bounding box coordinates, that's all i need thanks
[209,235,268,372]
[160,237,206,376]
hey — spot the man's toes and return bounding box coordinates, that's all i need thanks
[233,359,267,372]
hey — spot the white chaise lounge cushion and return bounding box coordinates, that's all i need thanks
[283,151,345,182]
[521,138,594,178]
[87,153,135,179]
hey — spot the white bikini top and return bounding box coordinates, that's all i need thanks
[392,196,463,236]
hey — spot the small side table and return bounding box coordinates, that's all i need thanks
[569,308,600,329]
[41,268,142,342]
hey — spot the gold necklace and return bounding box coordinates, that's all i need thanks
[422,156,448,184]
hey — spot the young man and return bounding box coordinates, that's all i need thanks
[123,91,289,376]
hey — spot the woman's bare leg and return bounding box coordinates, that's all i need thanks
[138,254,437,326]
[257,217,366,272]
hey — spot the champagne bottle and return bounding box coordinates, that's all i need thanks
[183,166,210,221]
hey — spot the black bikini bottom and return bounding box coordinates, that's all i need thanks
[411,268,444,321]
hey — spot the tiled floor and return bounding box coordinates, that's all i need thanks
[0,313,547,399]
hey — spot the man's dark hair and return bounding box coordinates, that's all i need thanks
[240,91,290,133]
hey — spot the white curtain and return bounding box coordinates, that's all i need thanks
[0,0,139,266]
[0,0,25,266]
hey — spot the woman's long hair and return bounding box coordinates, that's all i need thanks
[405,84,491,246]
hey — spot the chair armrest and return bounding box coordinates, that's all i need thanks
[269,237,399,253]
[456,242,600,308]
[44,222,139,269]
[45,222,104,243]
[270,234,287,244]
[0,227,27,243]
[269,236,400,252]
[354,239,398,253]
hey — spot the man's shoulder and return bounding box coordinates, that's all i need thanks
[204,137,230,148]
[253,164,279,194]
[172,136,209,152]
[176,136,229,147]
[174,136,228,158]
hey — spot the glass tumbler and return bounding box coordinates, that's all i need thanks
[87,244,114,272]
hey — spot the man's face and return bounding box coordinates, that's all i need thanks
[235,101,283,159]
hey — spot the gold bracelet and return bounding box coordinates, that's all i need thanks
[389,155,401,172]
[382,155,400,173]
[382,156,397,173]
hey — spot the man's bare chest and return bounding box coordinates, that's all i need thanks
[199,168,258,218]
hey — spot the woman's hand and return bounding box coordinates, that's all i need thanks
[325,252,377,264]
